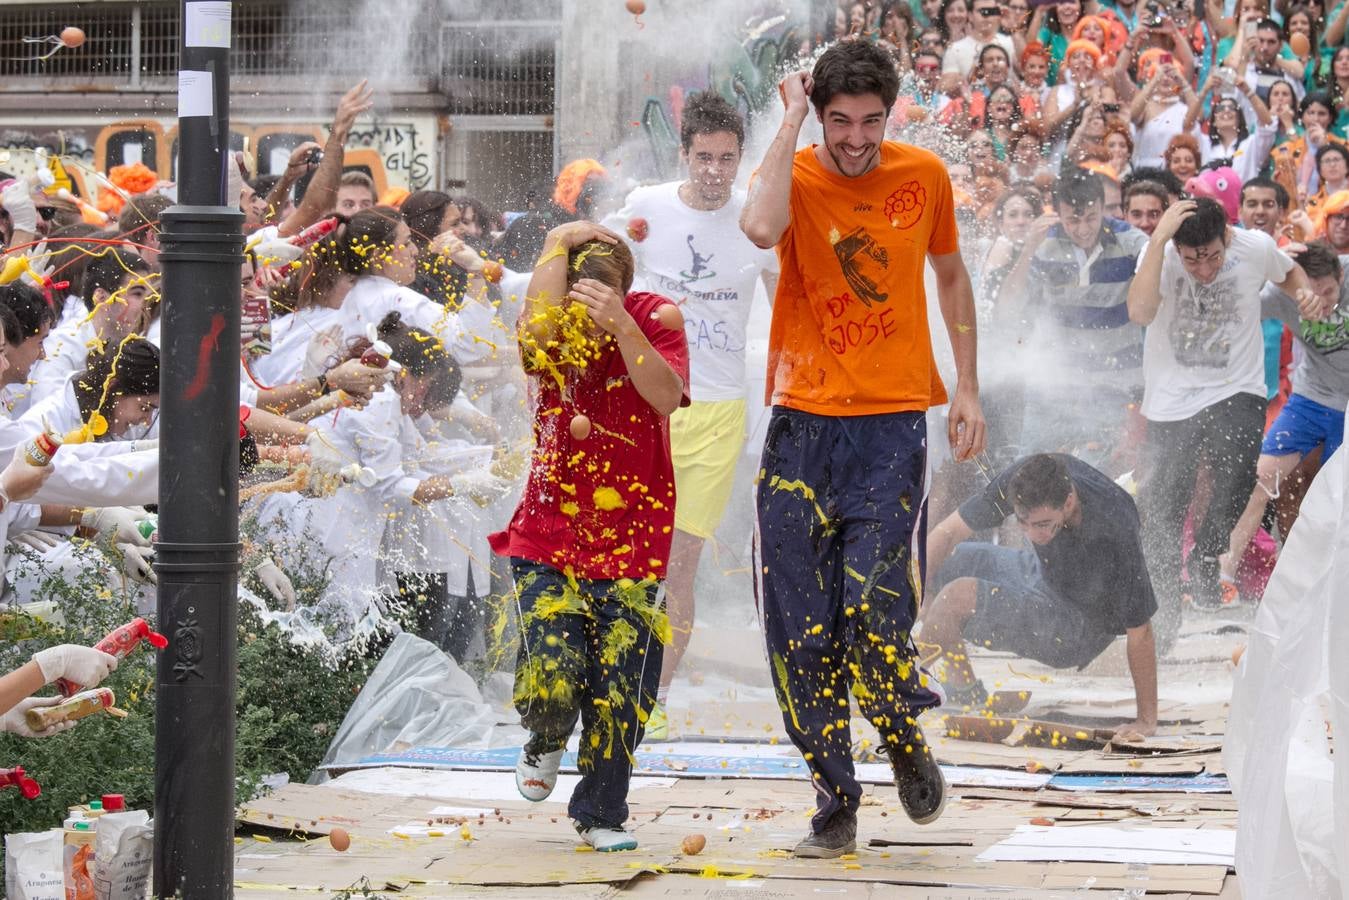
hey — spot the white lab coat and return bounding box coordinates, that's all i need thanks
[247,305,345,388]
[0,377,158,506]
[253,389,493,613]
[242,276,506,403]
[0,377,85,456]
[340,276,504,365]
[33,445,158,507]
[25,318,94,408]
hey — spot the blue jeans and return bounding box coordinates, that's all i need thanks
[510,559,665,829]
[930,543,1114,669]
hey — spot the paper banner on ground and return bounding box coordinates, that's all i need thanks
[1047,773,1230,793]
[977,825,1235,866]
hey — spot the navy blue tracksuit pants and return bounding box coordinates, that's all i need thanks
[755,407,941,832]
[510,559,664,830]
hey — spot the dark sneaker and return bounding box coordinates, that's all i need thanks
[516,733,565,802]
[886,724,947,825]
[792,809,857,859]
[1189,592,1227,613]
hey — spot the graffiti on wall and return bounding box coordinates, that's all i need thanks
[641,16,804,178]
[347,122,433,192]
[0,117,439,201]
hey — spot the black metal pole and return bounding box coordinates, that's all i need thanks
[154,2,242,896]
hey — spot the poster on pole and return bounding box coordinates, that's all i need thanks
[177,70,214,119]
[185,2,232,49]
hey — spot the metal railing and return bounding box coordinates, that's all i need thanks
[441,20,559,116]
[0,0,450,84]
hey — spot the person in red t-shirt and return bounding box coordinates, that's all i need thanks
[740,40,986,858]
[490,221,689,853]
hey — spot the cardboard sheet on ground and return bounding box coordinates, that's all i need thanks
[977,825,1235,866]
[926,729,1081,771]
[1054,753,1212,775]
[1030,697,1228,728]
[618,872,1207,898]
[233,778,1233,895]
[955,787,1237,815]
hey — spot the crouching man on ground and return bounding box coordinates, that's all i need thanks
[920,453,1159,740]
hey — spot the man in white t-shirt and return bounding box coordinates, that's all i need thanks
[603,92,777,739]
[1127,197,1319,644]
[941,0,1015,85]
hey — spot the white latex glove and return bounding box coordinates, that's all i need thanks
[118,542,156,584]
[9,530,65,554]
[450,468,512,508]
[1,695,78,738]
[31,644,118,686]
[1,180,39,234]
[0,445,52,504]
[304,428,345,477]
[301,324,344,379]
[253,558,296,610]
[250,237,305,267]
[428,231,485,272]
[81,506,150,546]
[326,358,394,399]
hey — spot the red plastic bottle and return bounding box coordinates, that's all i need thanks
[0,766,41,799]
[54,618,168,696]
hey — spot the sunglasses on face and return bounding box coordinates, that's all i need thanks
[36,206,58,221]
[976,6,1002,15]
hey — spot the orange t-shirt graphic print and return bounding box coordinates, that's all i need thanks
[766,141,958,416]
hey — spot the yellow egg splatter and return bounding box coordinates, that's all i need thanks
[593,486,626,510]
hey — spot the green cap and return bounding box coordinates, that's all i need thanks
[89,801,103,811]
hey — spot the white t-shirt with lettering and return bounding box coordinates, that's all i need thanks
[1141,227,1294,421]
[604,182,777,402]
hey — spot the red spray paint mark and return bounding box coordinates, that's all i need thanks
[184,314,226,400]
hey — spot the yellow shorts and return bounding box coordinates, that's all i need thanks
[671,398,747,540]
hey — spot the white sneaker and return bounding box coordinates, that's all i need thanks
[515,737,564,802]
[575,823,638,852]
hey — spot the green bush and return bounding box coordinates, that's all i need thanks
[0,540,391,891]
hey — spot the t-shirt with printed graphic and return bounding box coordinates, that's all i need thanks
[767,142,959,416]
[1140,227,1294,422]
[489,291,692,581]
[1261,262,1349,409]
[602,182,778,402]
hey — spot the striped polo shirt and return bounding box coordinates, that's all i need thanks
[1022,218,1148,394]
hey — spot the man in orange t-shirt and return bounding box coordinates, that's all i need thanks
[740,39,986,859]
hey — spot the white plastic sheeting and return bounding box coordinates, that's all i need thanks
[1225,442,1349,899]
[312,633,521,783]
